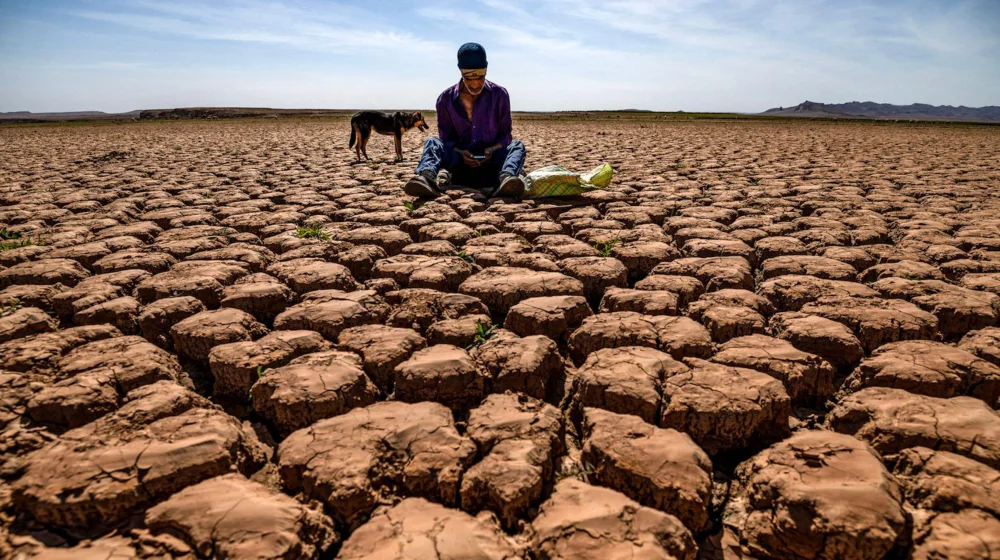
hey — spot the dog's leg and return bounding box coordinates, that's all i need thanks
[394,130,403,162]
[361,126,371,161]
[351,123,362,161]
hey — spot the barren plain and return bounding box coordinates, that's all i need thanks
[2,117,1000,559]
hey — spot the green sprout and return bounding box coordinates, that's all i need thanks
[748,176,760,186]
[555,462,596,483]
[0,300,22,318]
[595,238,619,258]
[456,250,475,264]
[293,225,330,241]
[466,320,497,350]
[403,201,415,214]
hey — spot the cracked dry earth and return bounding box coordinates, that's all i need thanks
[1,117,1000,560]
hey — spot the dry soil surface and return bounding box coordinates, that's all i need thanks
[2,117,1000,559]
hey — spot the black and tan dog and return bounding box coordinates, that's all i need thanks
[349,111,429,162]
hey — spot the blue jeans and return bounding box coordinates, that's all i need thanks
[415,137,526,190]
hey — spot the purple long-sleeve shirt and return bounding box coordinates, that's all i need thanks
[435,80,512,154]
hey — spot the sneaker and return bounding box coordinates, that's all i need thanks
[436,169,452,188]
[404,172,441,198]
[491,174,525,199]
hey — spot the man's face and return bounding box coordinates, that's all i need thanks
[462,71,486,96]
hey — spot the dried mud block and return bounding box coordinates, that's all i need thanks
[143,474,338,559]
[567,312,712,366]
[0,259,90,288]
[533,234,599,260]
[723,430,907,560]
[652,257,753,292]
[858,259,945,283]
[51,281,123,321]
[186,244,275,273]
[759,255,858,281]
[711,335,835,407]
[44,241,113,271]
[337,498,518,560]
[530,479,696,560]
[274,289,388,341]
[332,225,411,256]
[136,260,249,307]
[582,407,713,533]
[372,254,475,292]
[757,274,877,312]
[599,287,679,316]
[471,330,563,400]
[873,278,1000,338]
[209,329,330,400]
[506,220,565,242]
[661,359,791,456]
[634,274,706,308]
[251,350,379,438]
[277,401,476,528]
[336,325,426,393]
[0,324,120,374]
[572,346,687,425]
[611,241,681,282]
[0,284,66,314]
[770,312,865,371]
[138,296,205,349]
[402,240,459,256]
[393,344,488,411]
[698,305,766,343]
[821,246,877,272]
[417,221,476,245]
[461,393,564,529]
[694,290,776,320]
[266,258,357,295]
[842,340,1000,405]
[892,447,999,516]
[73,296,141,334]
[27,336,183,429]
[557,256,628,307]
[459,266,585,316]
[170,308,268,364]
[503,295,592,341]
[0,306,57,344]
[12,397,264,529]
[826,387,1000,469]
[384,288,488,333]
[26,536,139,559]
[426,313,492,347]
[754,236,808,262]
[910,509,1000,560]
[798,296,939,353]
[219,279,295,323]
[959,327,1000,368]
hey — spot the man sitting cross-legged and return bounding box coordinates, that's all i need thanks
[404,42,526,199]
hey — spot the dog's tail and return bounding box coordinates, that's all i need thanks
[349,118,357,148]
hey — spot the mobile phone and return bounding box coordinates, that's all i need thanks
[472,154,488,160]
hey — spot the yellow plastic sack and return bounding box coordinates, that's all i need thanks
[523,163,614,198]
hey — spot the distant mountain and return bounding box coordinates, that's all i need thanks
[763,101,1000,122]
[0,110,141,122]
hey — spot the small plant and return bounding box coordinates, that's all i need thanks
[201,192,213,199]
[0,228,21,240]
[403,201,415,214]
[348,170,356,179]
[595,238,619,258]
[473,229,486,238]
[248,365,267,400]
[0,300,22,317]
[748,176,760,186]
[293,225,330,241]
[456,250,475,264]
[466,320,497,350]
[0,238,33,251]
[556,462,596,483]
[674,159,686,169]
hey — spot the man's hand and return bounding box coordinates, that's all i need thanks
[457,149,483,168]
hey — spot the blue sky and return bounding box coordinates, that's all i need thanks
[1,0,997,113]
